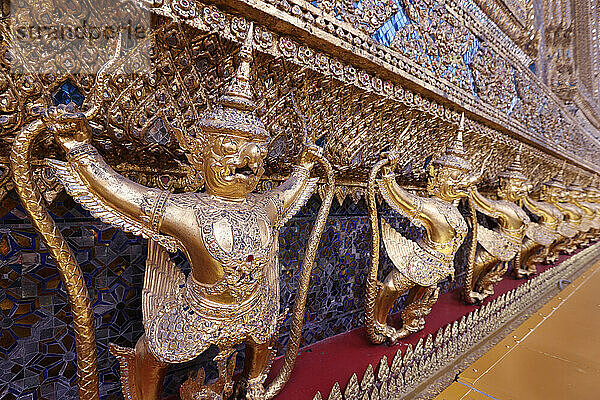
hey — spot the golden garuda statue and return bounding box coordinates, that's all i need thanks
[584,178,600,235]
[14,25,335,400]
[538,171,581,256]
[496,147,559,278]
[519,174,568,268]
[462,149,530,304]
[543,166,592,251]
[567,177,599,245]
[364,115,473,344]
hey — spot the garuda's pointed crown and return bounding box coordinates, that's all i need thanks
[432,112,472,171]
[499,144,528,181]
[544,161,567,190]
[197,22,269,143]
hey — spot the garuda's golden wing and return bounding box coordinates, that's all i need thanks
[380,217,419,273]
[142,239,185,329]
[276,177,319,227]
[525,223,558,246]
[476,225,520,261]
[47,158,180,252]
[381,218,454,287]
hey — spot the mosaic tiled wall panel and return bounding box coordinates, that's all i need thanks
[0,192,474,399]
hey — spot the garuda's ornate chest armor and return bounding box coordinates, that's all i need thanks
[379,194,467,286]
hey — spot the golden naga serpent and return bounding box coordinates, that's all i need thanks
[10,41,122,400]
[10,35,334,399]
[462,197,479,302]
[364,156,391,344]
[265,97,336,399]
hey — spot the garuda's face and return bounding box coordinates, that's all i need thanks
[202,135,268,199]
[498,178,529,202]
[427,164,471,201]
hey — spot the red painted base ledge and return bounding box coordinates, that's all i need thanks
[161,246,588,400]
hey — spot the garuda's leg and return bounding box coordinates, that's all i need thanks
[110,335,168,400]
[373,269,415,343]
[547,237,567,261]
[516,239,541,278]
[477,260,508,299]
[464,247,496,303]
[398,285,440,337]
[236,337,277,400]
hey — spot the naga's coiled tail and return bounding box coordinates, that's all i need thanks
[10,38,121,400]
[462,196,479,302]
[364,158,391,344]
[11,119,100,400]
[265,152,335,400]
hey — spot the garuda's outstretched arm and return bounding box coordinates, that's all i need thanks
[378,159,431,230]
[524,196,557,225]
[264,145,321,227]
[470,187,502,219]
[45,106,179,251]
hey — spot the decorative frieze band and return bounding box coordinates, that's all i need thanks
[149,0,600,172]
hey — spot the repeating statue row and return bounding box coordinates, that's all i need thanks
[11,25,600,400]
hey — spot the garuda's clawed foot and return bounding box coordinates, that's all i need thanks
[464,290,486,304]
[233,376,266,400]
[394,327,416,341]
[515,268,535,279]
[374,322,405,345]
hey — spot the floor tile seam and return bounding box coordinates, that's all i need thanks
[469,260,600,388]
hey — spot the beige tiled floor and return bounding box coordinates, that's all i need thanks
[435,260,600,400]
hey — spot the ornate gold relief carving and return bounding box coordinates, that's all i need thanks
[462,141,531,304]
[364,116,472,344]
[11,24,337,400]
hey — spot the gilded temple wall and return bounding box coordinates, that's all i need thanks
[0,189,479,399]
[0,0,599,399]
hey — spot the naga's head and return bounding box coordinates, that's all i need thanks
[175,23,269,200]
[427,113,474,201]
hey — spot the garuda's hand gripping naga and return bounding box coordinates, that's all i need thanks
[462,148,530,304]
[364,115,473,344]
[11,25,335,400]
[496,147,559,278]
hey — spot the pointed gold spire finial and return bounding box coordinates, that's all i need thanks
[196,22,269,143]
[445,112,466,157]
[556,160,566,183]
[499,143,527,180]
[220,22,256,111]
[590,175,600,196]
[568,174,584,192]
[432,112,472,171]
[403,119,413,136]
